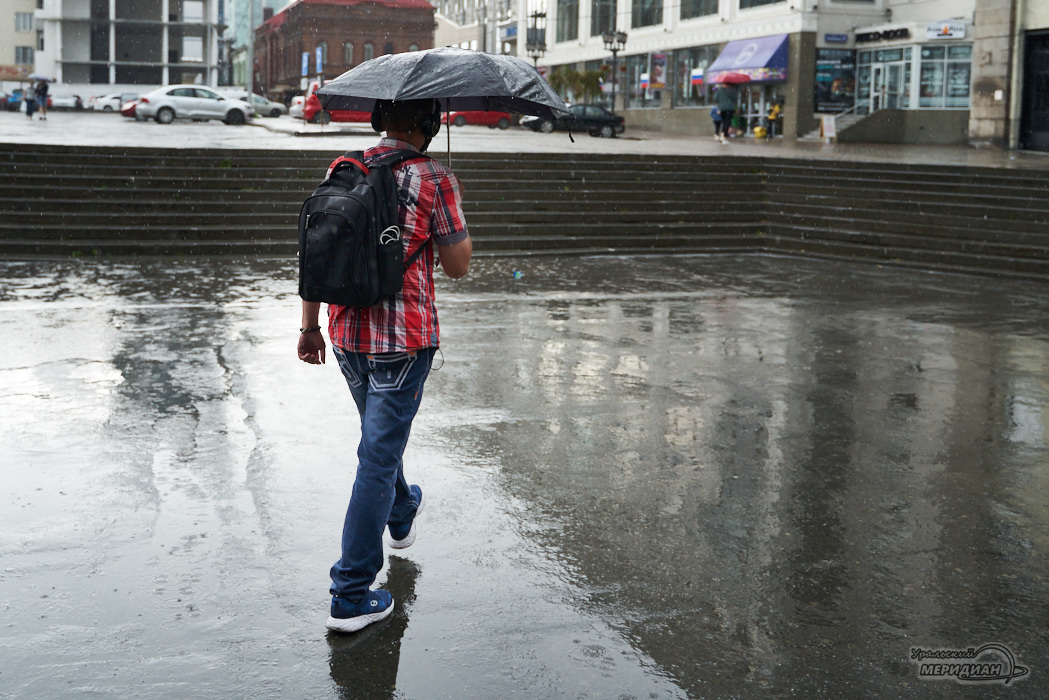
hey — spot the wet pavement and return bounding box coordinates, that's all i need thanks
[1,254,1047,698]
[4,109,1049,171]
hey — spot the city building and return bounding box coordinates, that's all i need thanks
[432,0,518,56]
[253,0,435,102]
[0,0,39,87]
[520,0,1049,150]
[31,0,225,89]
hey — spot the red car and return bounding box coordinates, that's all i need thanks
[120,99,138,119]
[302,92,371,125]
[444,110,512,129]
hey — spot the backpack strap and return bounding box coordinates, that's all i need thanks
[369,149,433,272]
[325,151,368,179]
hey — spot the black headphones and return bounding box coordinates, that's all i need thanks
[370,99,442,138]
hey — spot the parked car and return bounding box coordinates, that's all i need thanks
[218,90,288,117]
[120,99,138,119]
[302,92,371,125]
[523,104,625,138]
[4,89,23,111]
[50,93,83,110]
[289,95,305,120]
[135,86,253,125]
[444,110,513,129]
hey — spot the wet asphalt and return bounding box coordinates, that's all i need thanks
[0,253,1046,698]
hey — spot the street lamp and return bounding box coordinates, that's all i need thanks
[601,29,627,114]
[526,11,546,67]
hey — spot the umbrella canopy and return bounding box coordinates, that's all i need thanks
[715,72,751,85]
[27,73,53,81]
[318,47,570,120]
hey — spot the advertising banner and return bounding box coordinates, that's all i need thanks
[814,48,856,113]
[649,54,666,89]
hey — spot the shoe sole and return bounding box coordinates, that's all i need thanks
[387,491,424,550]
[325,600,395,633]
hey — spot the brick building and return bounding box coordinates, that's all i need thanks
[254,0,435,101]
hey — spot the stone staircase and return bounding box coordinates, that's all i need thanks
[1,142,1048,278]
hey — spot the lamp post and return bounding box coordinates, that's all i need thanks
[601,29,627,114]
[526,11,546,67]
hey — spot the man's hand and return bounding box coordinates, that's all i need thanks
[298,329,326,364]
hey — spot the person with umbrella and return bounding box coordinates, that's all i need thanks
[714,81,739,144]
[35,79,49,120]
[297,97,472,633]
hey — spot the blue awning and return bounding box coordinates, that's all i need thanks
[707,34,789,83]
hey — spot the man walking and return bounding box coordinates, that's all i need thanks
[714,83,738,144]
[297,98,472,633]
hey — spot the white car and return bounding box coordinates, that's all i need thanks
[225,92,287,117]
[91,94,122,111]
[135,86,253,125]
[289,95,305,120]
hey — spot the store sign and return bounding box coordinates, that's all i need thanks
[813,48,856,114]
[855,28,910,43]
[503,24,518,40]
[824,34,849,44]
[926,20,966,39]
[301,52,309,77]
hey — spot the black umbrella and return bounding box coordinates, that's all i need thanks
[317,47,570,121]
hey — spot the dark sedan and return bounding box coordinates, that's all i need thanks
[524,104,625,138]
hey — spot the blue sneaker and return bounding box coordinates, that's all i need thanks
[326,590,394,633]
[387,485,423,550]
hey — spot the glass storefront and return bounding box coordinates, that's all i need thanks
[856,43,970,114]
[672,45,719,107]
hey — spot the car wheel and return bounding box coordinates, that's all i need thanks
[538,120,554,134]
[497,117,510,130]
[103,105,113,112]
[599,124,614,138]
[156,107,175,124]
[270,108,281,118]
[225,109,246,125]
[453,115,467,127]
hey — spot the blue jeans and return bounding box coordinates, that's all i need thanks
[330,346,435,602]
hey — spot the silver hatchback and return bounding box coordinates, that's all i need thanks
[136,86,254,125]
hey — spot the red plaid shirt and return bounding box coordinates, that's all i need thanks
[327,138,469,354]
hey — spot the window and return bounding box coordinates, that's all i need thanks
[37,30,43,50]
[919,45,970,108]
[556,0,578,42]
[15,46,33,63]
[740,0,782,7]
[182,36,203,62]
[631,0,661,28]
[409,43,419,51]
[384,42,394,54]
[672,45,718,107]
[363,43,374,61]
[343,42,353,64]
[680,0,715,20]
[590,0,614,36]
[624,53,662,108]
[15,12,34,32]
[317,41,328,66]
[183,0,203,21]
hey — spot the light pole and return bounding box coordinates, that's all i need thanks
[601,29,627,114]
[526,11,546,68]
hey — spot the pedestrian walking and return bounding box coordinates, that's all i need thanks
[714,83,739,144]
[35,80,49,120]
[297,98,472,634]
[24,83,36,119]
[710,107,722,141]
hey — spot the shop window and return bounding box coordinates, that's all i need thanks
[631,0,661,28]
[919,44,969,108]
[680,0,715,20]
[672,45,718,107]
[556,0,578,42]
[624,53,663,108]
[591,0,614,36]
[343,42,353,64]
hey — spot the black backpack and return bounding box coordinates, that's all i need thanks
[298,149,430,307]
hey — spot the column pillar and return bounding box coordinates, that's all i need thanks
[968,0,1016,148]
[162,0,170,84]
[108,0,116,83]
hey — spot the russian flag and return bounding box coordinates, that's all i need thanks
[691,68,704,86]
[640,73,649,90]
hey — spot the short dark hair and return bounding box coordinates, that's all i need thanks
[377,99,437,132]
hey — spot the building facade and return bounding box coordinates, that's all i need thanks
[1,0,39,86]
[253,0,434,101]
[32,0,223,88]
[520,0,1047,149]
